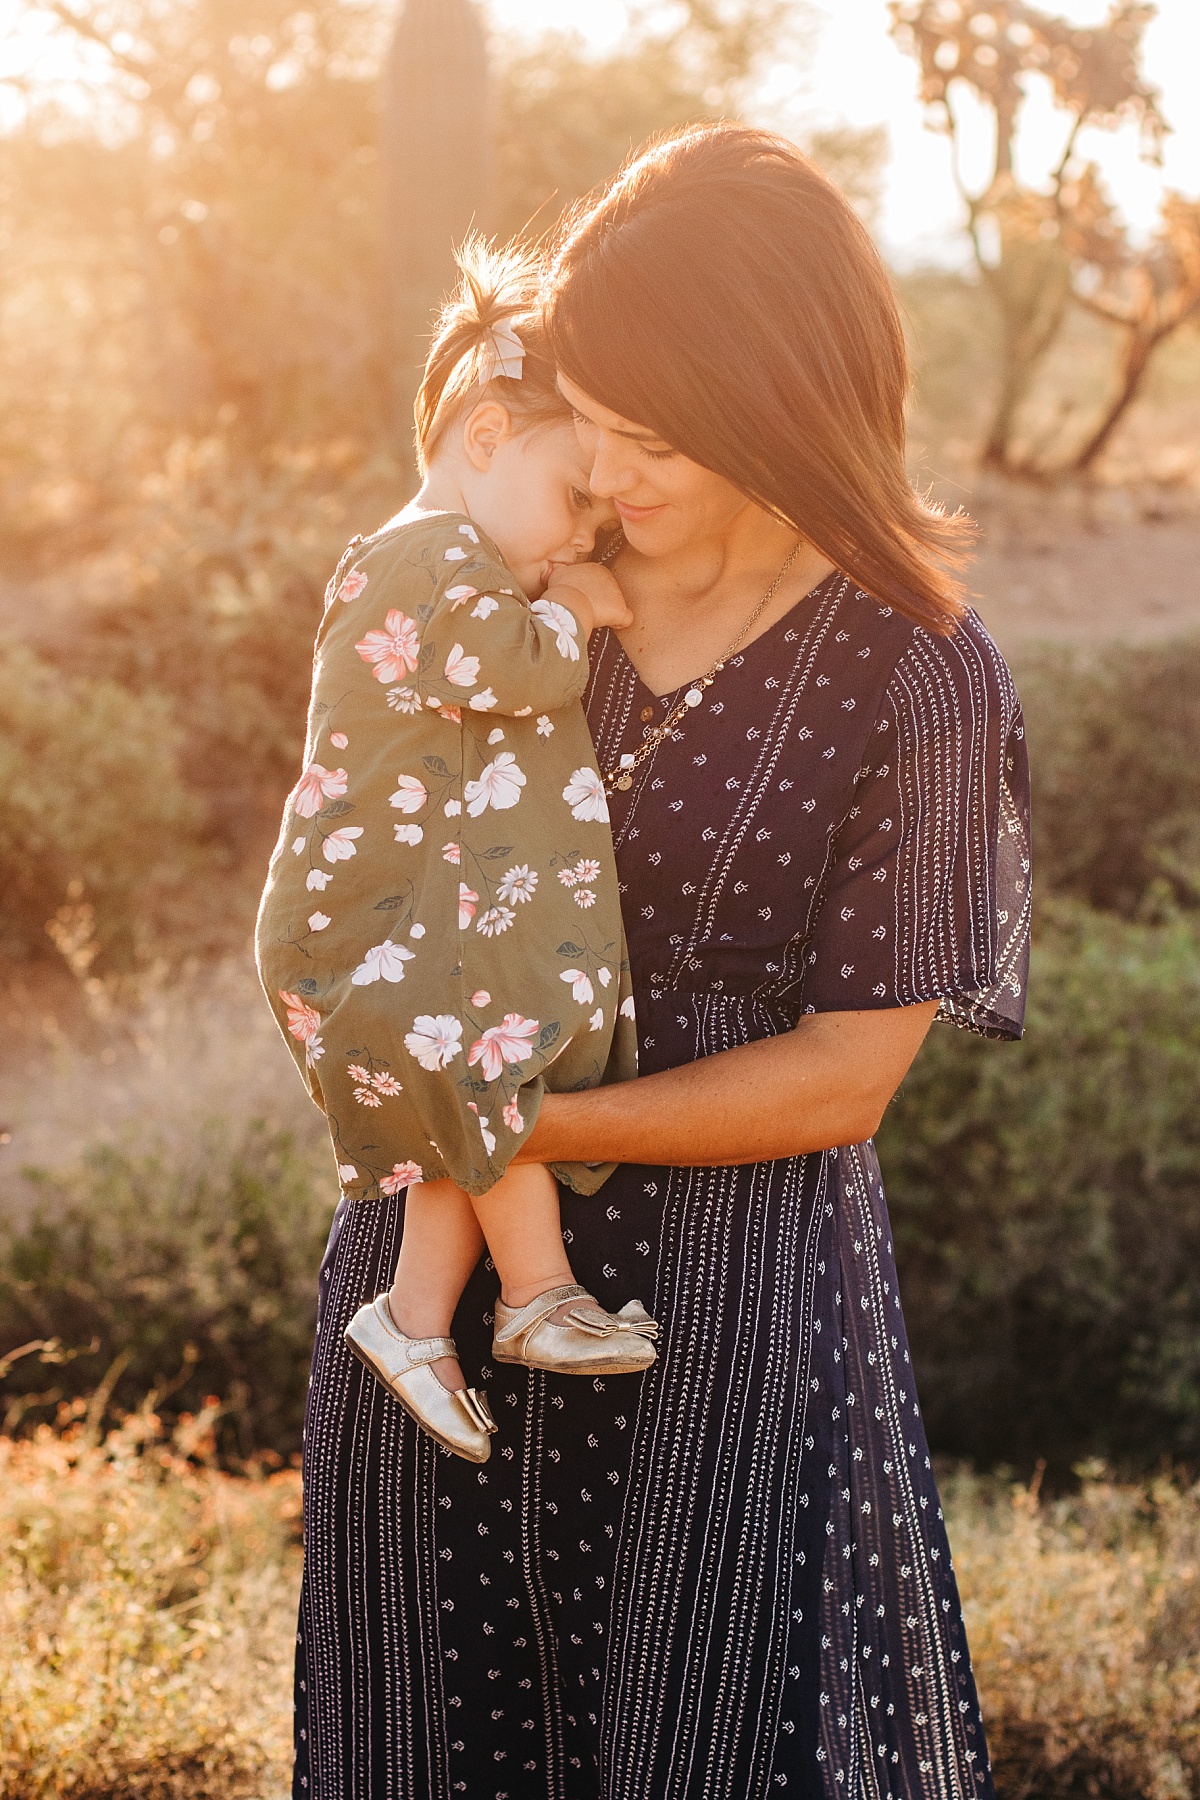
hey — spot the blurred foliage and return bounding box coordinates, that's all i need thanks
[0,1123,332,1461]
[0,1419,297,1795]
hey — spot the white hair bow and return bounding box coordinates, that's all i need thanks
[478,319,525,385]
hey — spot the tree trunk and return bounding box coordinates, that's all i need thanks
[1069,323,1166,476]
[381,0,494,457]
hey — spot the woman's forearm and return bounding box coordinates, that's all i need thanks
[520,1001,940,1169]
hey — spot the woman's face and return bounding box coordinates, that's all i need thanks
[557,373,751,558]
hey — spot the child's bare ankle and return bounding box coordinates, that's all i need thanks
[500,1271,577,1310]
[386,1285,452,1340]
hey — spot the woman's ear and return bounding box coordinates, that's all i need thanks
[462,399,515,472]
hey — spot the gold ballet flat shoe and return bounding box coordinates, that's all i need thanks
[343,1295,498,1463]
[492,1283,659,1376]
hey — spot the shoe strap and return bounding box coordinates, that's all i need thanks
[493,1283,590,1344]
[370,1297,456,1368]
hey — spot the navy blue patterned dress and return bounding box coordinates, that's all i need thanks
[292,573,1030,1800]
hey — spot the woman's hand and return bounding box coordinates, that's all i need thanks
[517,1001,941,1169]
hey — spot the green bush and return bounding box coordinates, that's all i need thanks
[0,1122,334,1462]
[882,901,1200,1471]
[0,646,197,962]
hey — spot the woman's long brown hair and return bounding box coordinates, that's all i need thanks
[544,123,974,634]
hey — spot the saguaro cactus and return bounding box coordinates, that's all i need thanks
[382,0,494,448]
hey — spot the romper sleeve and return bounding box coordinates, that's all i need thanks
[800,613,1031,1039]
[411,524,591,719]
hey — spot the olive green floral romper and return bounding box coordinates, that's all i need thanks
[256,513,636,1200]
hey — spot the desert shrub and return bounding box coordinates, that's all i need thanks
[882,902,1200,1471]
[1019,635,1200,919]
[0,1418,298,1797]
[0,1121,334,1461]
[0,646,197,963]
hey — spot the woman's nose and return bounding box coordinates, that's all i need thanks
[587,433,636,499]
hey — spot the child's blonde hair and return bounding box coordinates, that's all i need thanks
[414,238,572,475]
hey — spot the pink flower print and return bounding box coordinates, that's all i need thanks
[471,595,500,620]
[573,859,601,883]
[371,1071,403,1096]
[597,966,613,988]
[435,704,462,724]
[563,766,609,823]
[351,940,416,986]
[335,569,367,604]
[405,1015,463,1071]
[322,825,363,863]
[279,991,324,1065]
[394,823,423,845]
[471,989,491,1008]
[497,864,537,905]
[536,714,553,738]
[446,584,478,610]
[530,598,581,661]
[306,869,331,891]
[386,686,423,715]
[589,1008,605,1031]
[293,763,348,819]
[467,1013,539,1082]
[355,1086,382,1107]
[467,1102,497,1156]
[468,688,498,712]
[458,883,478,929]
[503,1099,524,1134]
[475,905,516,937]
[442,842,461,864]
[355,610,419,684]
[380,1161,424,1195]
[444,643,480,688]
[347,1064,371,1083]
[307,911,331,932]
[574,889,596,908]
[464,752,526,817]
[560,969,594,1006]
[389,774,427,815]
[558,866,581,887]
[330,731,349,749]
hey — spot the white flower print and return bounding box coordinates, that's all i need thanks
[405,1015,463,1071]
[380,1160,423,1195]
[497,864,538,905]
[558,866,581,887]
[389,774,427,814]
[335,569,367,604]
[394,823,424,845]
[468,688,498,711]
[330,731,348,749]
[471,595,500,620]
[446,584,478,609]
[487,727,505,745]
[409,923,425,938]
[351,940,417,986]
[458,883,478,929]
[292,837,306,855]
[355,1086,382,1107]
[530,598,581,661]
[560,969,594,1006]
[445,799,462,817]
[307,911,331,932]
[347,1064,371,1083]
[620,995,636,1020]
[464,752,526,817]
[442,842,461,864]
[306,869,331,891]
[467,1013,539,1081]
[337,1163,358,1182]
[471,988,491,1007]
[444,546,468,562]
[371,1071,403,1096]
[476,905,516,937]
[293,763,348,818]
[386,686,423,715]
[536,714,553,738]
[322,825,363,862]
[468,1104,497,1156]
[503,1099,524,1134]
[458,523,479,543]
[563,767,609,822]
[355,610,419,684]
[573,858,601,883]
[574,888,597,909]
[444,643,480,688]
[589,1008,605,1032]
[597,966,613,988]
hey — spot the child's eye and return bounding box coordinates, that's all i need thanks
[570,486,592,510]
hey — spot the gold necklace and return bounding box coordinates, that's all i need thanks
[602,541,803,795]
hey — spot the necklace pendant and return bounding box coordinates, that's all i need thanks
[684,688,704,708]
[615,772,634,792]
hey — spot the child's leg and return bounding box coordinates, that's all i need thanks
[388,1179,485,1392]
[468,1163,575,1309]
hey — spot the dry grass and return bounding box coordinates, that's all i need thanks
[0,1411,299,1800]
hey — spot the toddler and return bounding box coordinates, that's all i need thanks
[256,243,657,1464]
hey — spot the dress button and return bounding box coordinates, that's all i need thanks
[640,706,655,723]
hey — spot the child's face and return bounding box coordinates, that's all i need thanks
[463,416,617,597]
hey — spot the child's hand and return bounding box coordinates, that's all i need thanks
[546,562,634,636]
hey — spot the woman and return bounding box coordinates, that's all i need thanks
[294,124,1029,1800]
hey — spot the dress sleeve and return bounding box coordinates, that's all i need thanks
[410,527,591,719]
[800,614,1031,1039]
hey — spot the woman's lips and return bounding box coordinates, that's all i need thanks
[614,498,666,523]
